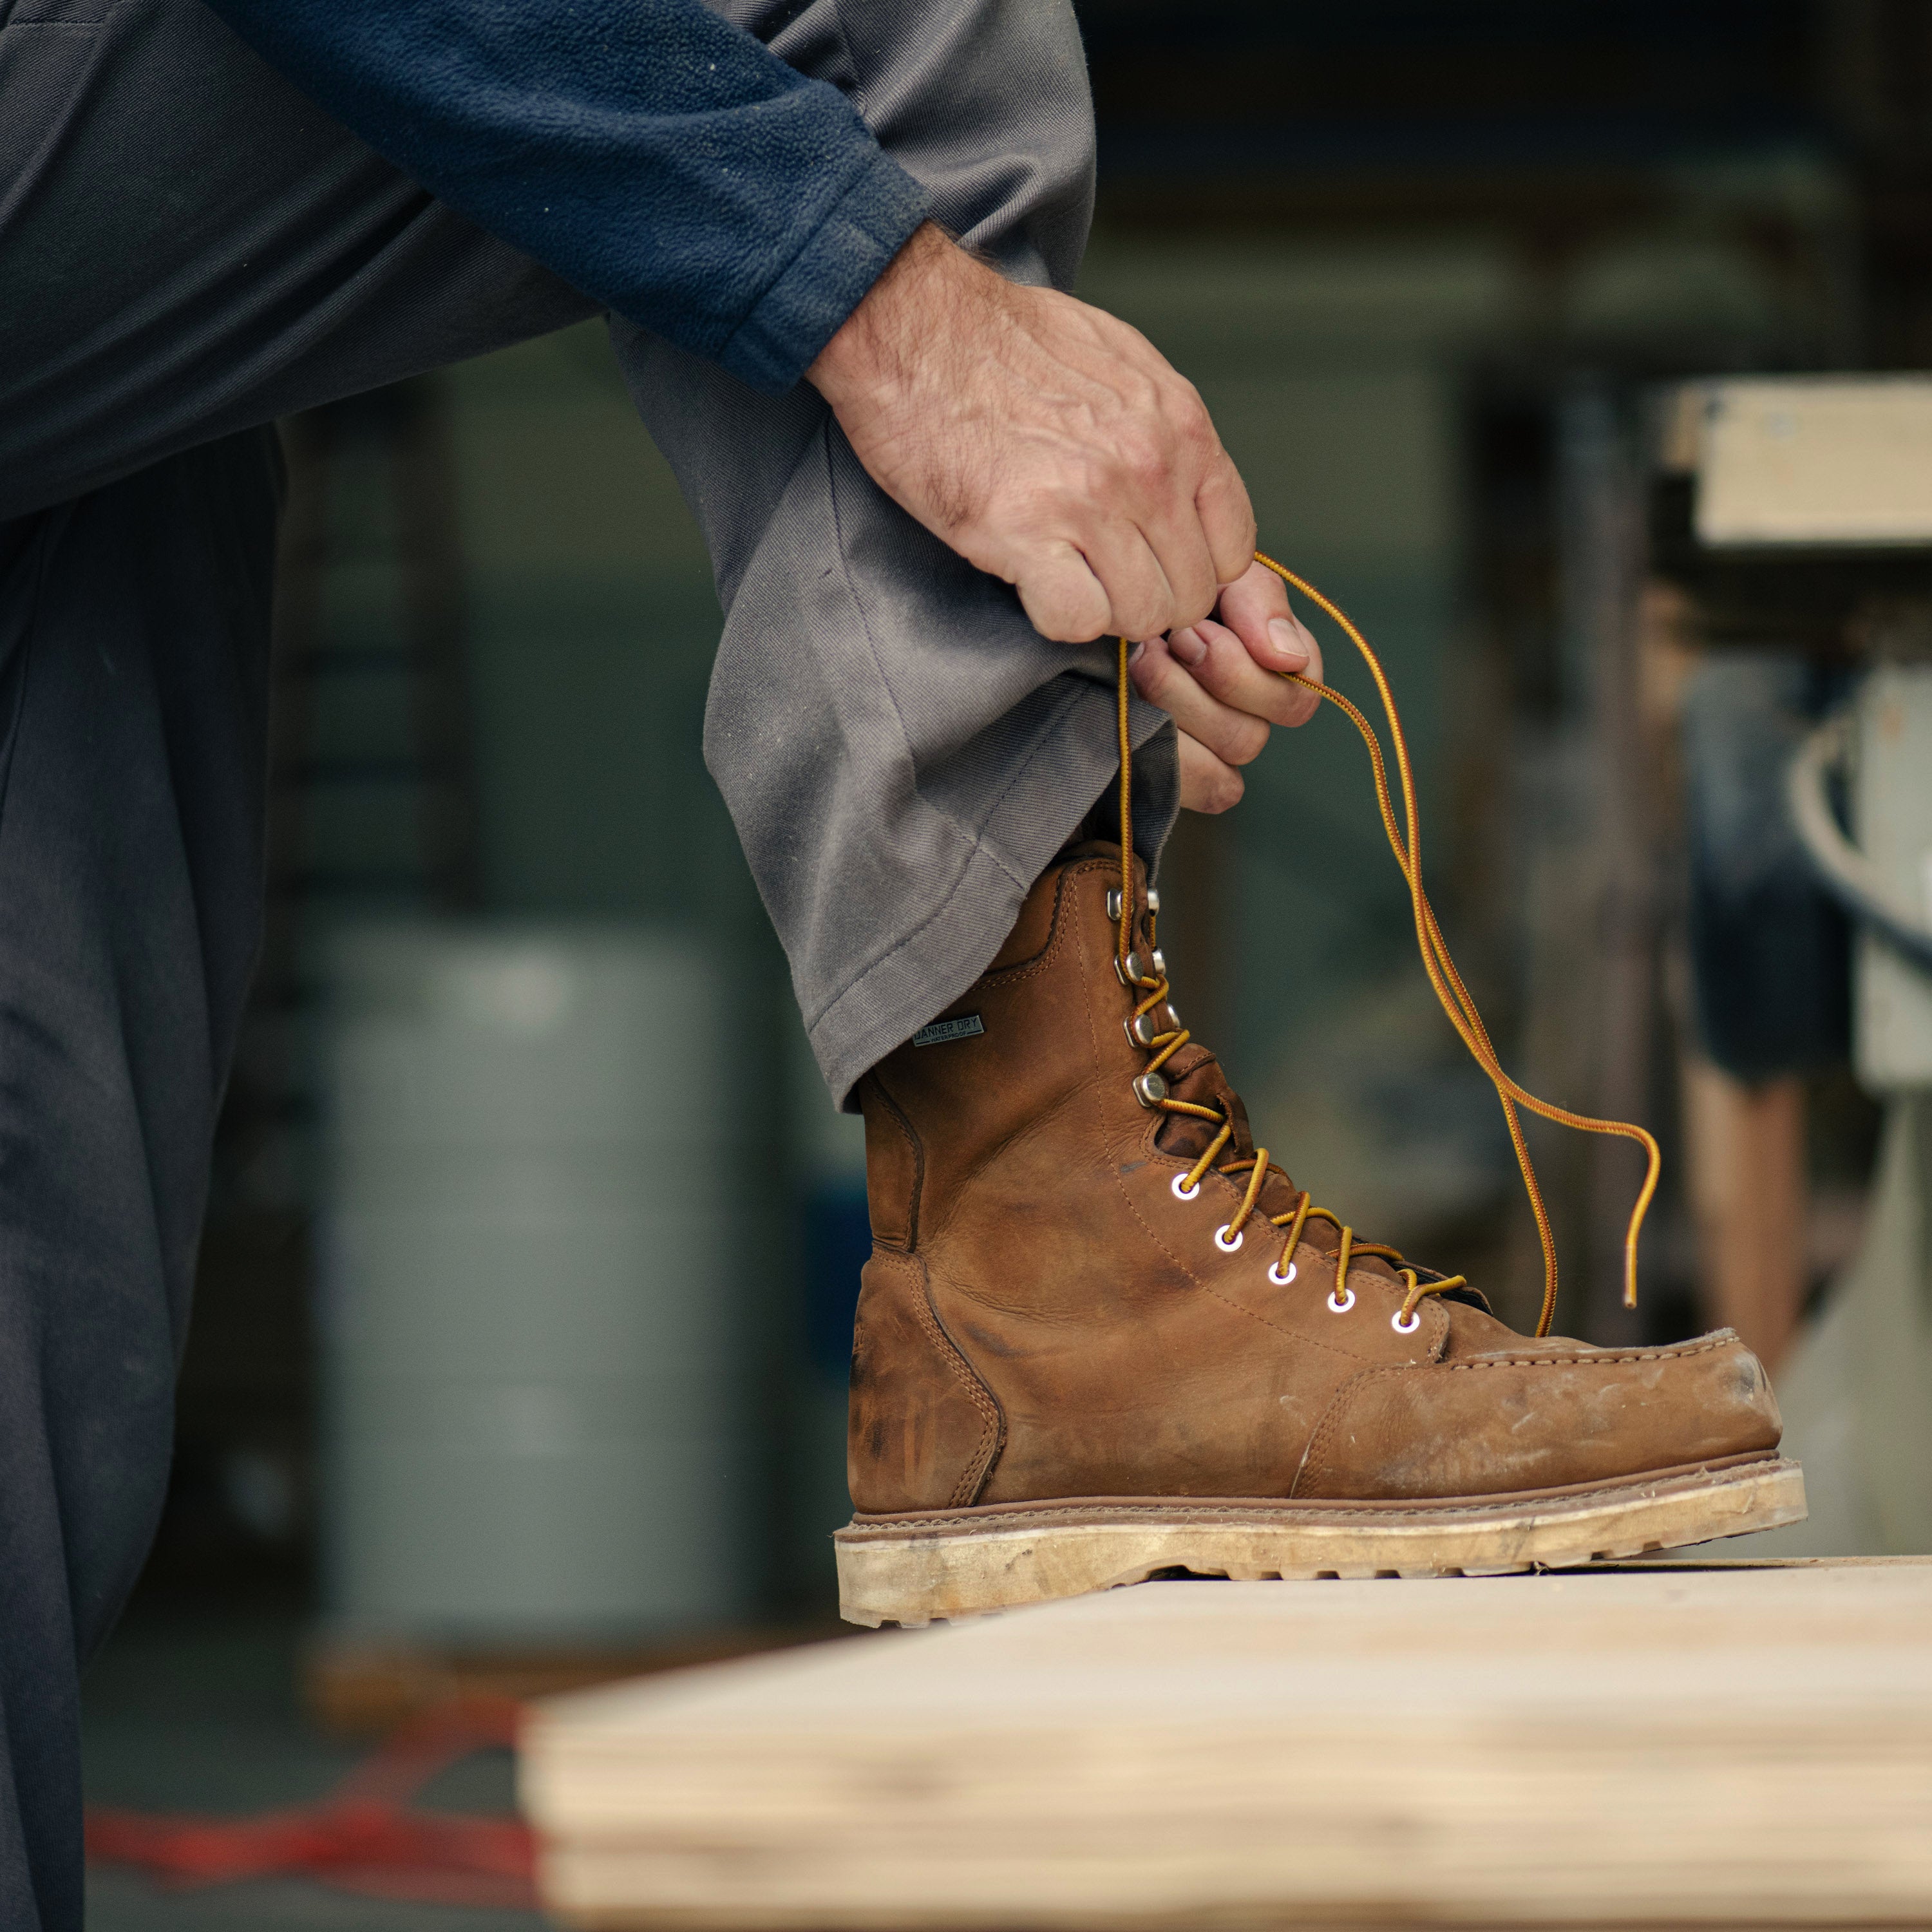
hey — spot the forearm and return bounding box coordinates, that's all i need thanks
[200,0,929,393]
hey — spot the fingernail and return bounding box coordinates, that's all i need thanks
[1170,627,1207,667]
[1268,618,1308,667]
[1128,639,1146,663]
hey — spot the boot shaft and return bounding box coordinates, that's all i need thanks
[856,849,1159,1256]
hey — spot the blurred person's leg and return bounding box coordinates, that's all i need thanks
[1681,1059,1808,1373]
[0,8,599,1924]
[0,431,280,1929]
[1676,653,1852,1375]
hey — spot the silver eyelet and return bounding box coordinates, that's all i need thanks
[1132,1071,1168,1108]
[1127,1009,1169,1048]
[1171,1171,1201,1202]
[1114,949,1150,987]
[1214,1224,1244,1253]
[1327,1285,1354,1314]
[1269,1260,1298,1287]
[1111,884,1160,918]
[1392,1309,1421,1334]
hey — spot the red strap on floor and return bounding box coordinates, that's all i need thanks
[85,1696,536,1909]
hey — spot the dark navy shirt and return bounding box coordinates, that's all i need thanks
[202,0,931,395]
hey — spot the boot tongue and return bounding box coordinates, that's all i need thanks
[1154,1046,1258,1165]
[1152,1046,1399,1280]
[1154,1048,1305,1221]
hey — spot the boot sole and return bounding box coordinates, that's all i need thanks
[834,1454,1805,1626]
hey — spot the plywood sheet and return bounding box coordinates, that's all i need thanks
[522,1562,1932,1929]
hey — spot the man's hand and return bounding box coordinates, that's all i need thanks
[808,223,1255,644]
[1129,560,1324,813]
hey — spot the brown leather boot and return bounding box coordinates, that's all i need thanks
[835,844,1803,1625]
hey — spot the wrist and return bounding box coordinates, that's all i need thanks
[806,220,960,406]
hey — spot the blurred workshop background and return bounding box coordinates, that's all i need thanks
[86,1,1932,1924]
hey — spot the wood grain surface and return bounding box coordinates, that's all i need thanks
[522,1560,1932,1929]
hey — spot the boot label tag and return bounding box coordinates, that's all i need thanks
[911,1012,984,1047]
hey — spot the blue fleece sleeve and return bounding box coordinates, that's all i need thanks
[200,0,931,394]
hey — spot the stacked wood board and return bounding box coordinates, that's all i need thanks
[522,1560,1932,1929]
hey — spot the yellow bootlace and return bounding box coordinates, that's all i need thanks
[1114,550,1662,1340]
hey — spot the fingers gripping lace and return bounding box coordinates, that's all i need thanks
[1114,553,1662,1340]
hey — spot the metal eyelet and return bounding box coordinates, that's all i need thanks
[1171,1171,1202,1202]
[1111,885,1160,918]
[1132,1071,1168,1108]
[1126,1009,1168,1048]
[1327,1286,1354,1314]
[1214,1224,1244,1253]
[1114,949,1150,987]
[1392,1309,1421,1334]
[1269,1260,1298,1287]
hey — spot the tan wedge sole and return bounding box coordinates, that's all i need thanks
[834,1454,1806,1626]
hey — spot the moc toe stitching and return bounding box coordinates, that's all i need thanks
[1292,1337,1777,1501]
[1444,1333,1741,1372]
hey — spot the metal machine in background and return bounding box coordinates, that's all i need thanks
[1788,665,1932,1084]
[1776,653,1932,1555]
[1660,377,1932,1554]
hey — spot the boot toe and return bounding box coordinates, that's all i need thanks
[1293,1328,1782,1501]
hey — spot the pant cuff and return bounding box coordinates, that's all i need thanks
[810,682,1177,1109]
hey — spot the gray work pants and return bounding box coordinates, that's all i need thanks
[0,0,1175,1923]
